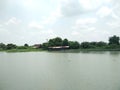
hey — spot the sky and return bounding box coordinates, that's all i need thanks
[0,0,120,45]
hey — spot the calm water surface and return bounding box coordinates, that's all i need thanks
[0,51,120,90]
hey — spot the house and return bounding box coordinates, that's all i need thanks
[33,44,41,48]
[48,46,69,50]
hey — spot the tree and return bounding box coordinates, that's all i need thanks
[48,37,63,47]
[6,44,17,49]
[0,43,6,50]
[109,35,120,45]
[89,42,97,48]
[42,43,48,50]
[73,41,80,49]
[96,41,107,47]
[80,42,91,49]
[62,39,69,46]
[24,44,29,47]
[48,39,55,47]
[54,37,62,46]
[69,41,80,49]
[89,41,107,48]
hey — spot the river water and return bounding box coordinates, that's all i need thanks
[0,51,120,90]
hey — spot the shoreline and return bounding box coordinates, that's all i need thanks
[1,48,120,53]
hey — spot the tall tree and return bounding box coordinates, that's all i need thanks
[80,42,90,49]
[69,41,80,49]
[0,43,6,50]
[109,35,120,45]
[48,37,62,46]
[48,39,55,47]
[24,44,29,47]
[62,39,69,46]
[54,37,62,46]
[6,44,17,49]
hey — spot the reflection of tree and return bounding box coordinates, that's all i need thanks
[109,51,120,56]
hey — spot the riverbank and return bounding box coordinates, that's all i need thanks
[1,48,120,52]
[0,48,44,52]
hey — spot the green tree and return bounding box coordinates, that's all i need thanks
[54,37,62,46]
[17,46,27,49]
[69,41,80,49]
[109,35,120,45]
[62,39,69,46]
[48,39,55,47]
[42,43,48,49]
[96,41,107,47]
[0,43,6,50]
[89,41,107,48]
[80,42,91,49]
[89,42,97,48]
[48,37,63,47]
[6,44,17,49]
[24,44,29,47]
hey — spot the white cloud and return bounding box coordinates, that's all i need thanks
[73,17,97,30]
[76,17,97,25]
[61,0,81,16]
[87,27,96,31]
[41,29,54,34]
[111,13,120,19]
[42,6,62,25]
[0,24,2,28]
[60,0,112,17]
[1,0,120,45]
[107,21,120,28]
[5,17,21,25]
[96,6,112,18]
[28,21,44,30]
[79,0,112,10]
[21,0,38,9]
[71,31,80,36]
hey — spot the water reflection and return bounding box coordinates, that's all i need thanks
[48,49,108,54]
[109,51,120,55]
[0,51,120,90]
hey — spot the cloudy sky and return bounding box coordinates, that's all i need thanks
[0,0,120,45]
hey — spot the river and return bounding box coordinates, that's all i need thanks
[0,51,120,90]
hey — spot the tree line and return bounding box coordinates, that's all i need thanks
[0,43,29,50]
[42,35,120,50]
[0,35,120,50]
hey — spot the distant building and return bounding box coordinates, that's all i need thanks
[48,46,69,50]
[33,44,41,48]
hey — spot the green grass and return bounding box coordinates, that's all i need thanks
[0,48,44,52]
[1,47,120,53]
[79,48,120,51]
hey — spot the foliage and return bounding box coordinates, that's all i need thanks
[42,43,48,50]
[6,44,17,49]
[1,35,120,52]
[43,37,80,49]
[80,42,91,49]
[17,46,28,49]
[24,44,29,47]
[54,37,63,46]
[109,35,120,45]
[69,41,80,49]
[105,44,120,49]
[80,41,107,49]
[62,39,69,46]
[0,43,6,50]
[96,41,107,47]
[48,37,63,47]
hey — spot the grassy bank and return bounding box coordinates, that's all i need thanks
[1,48,120,53]
[79,48,120,51]
[0,48,44,52]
